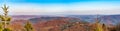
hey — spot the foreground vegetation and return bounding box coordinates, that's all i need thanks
[0,4,33,31]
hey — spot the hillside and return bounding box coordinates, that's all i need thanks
[10,15,120,31]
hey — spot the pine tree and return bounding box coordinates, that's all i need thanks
[24,21,33,31]
[0,4,12,31]
[1,4,11,22]
[94,15,103,31]
[95,22,103,31]
[1,4,11,26]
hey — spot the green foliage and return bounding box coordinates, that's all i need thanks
[3,28,12,31]
[0,4,11,21]
[0,16,11,22]
[95,25,103,31]
[1,4,9,16]
[24,21,33,31]
[94,22,103,31]
[0,23,3,31]
[0,4,11,31]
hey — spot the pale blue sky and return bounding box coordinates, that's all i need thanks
[0,0,120,15]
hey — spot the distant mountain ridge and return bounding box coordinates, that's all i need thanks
[29,16,81,23]
[67,15,120,25]
[12,15,120,25]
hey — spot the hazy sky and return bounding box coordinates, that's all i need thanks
[0,0,120,15]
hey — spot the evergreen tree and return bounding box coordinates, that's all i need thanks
[24,21,33,31]
[1,4,11,27]
[0,4,11,31]
[94,15,103,31]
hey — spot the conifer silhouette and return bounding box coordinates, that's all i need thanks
[0,4,12,31]
[24,21,33,31]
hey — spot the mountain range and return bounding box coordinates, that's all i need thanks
[11,15,120,25]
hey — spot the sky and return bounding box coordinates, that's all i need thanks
[0,0,120,15]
